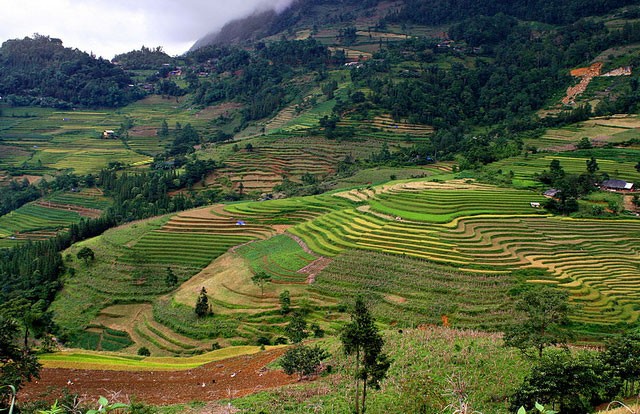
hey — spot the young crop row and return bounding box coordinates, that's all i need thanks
[123,231,254,267]
[235,235,316,282]
[369,189,546,222]
[283,188,640,325]
[0,203,81,234]
[45,192,112,210]
[488,152,640,183]
[310,250,518,330]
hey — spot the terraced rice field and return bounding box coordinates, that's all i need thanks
[339,114,433,142]
[234,235,317,283]
[368,187,546,222]
[488,151,640,185]
[122,231,254,267]
[207,135,396,192]
[45,191,112,210]
[281,181,640,325]
[531,115,640,150]
[0,203,82,235]
[0,98,216,175]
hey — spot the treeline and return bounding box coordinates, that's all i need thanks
[386,0,639,26]
[0,35,145,108]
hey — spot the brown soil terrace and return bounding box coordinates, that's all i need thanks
[36,201,102,218]
[19,348,295,406]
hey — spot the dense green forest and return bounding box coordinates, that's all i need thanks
[387,0,640,25]
[0,35,145,108]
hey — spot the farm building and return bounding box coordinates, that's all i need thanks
[102,130,116,139]
[543,188,560,198]
[601,179,634,192]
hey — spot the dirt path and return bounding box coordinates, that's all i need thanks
[297,257,333,284]
[19,348,295,406]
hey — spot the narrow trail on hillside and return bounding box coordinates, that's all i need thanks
[284,233,332,283]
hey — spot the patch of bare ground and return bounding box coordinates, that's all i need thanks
[384,294,407,304]
[624,195,639,214]
[19,348,295,406]
[272,224,291,234]
[0,145,32,157]
[195,103,243,120]
[335,179,490,202]
[128,126,160,137]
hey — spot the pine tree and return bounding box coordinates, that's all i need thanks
[341,297,390,414]
[195,287,210,317]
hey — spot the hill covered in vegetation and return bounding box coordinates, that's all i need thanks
[2,0,640,412]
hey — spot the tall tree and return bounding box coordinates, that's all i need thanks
[340,297,390,414]
[165,267,178,288]
[503,286,572,358]
[251,272,272,297]
[285,311,308,344]
[279,290,291,314]
[601,332,640,397]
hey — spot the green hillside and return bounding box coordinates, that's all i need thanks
[3,1,640,412]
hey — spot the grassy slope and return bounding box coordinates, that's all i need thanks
[233,327,530,414]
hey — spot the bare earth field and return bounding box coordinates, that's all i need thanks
[19,348,294,406]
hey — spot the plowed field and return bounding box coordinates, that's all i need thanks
[19,348,294,406]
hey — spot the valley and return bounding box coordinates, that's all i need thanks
[2,1,640,413]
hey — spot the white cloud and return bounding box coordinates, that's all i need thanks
[0,0,294,59]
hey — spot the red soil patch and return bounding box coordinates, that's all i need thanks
[19,348,296,406]
[0,145,31,157]
[563,62,603,105]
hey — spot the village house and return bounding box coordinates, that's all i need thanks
[601,179,635,192]
[102,130,116,139]
[543,188,560,198]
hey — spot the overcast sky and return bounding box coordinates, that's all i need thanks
[0,0,294,59]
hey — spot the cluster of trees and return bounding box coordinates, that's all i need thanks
[536,157,605,214]
[188,39,331,124]
[0,35,145,108]
[504,286,640,413]
[337,11,640,168]
[0,179,41,215]
[278,297,389,414]
[111,46,173,70]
